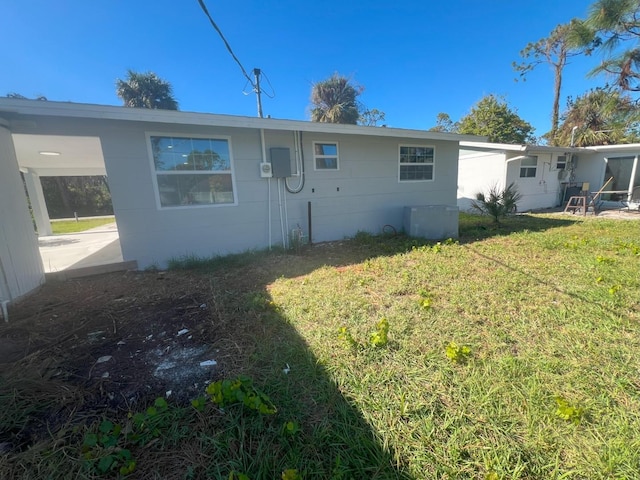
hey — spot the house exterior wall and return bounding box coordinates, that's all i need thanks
[97,121,460,268]
[0,125,45,303]
[505,152,564,211]
[574,151,611,192]
[457,152,506,211]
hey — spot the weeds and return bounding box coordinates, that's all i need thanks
[3,213,640,479]
[445,341,472,364]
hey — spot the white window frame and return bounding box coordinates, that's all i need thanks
[313,141,339,171]
[519,156,538,178]
[398,144,435,182]
[556,155,567,170]
[146,132,238,210]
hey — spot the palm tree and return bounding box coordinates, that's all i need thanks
[310,73,362,124]
[575,0,640,92]
[115,70,179,110]
[556,87,640,146]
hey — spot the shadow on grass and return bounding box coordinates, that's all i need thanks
[1,249,415,479]
[166,255,416,479]
[0,213,587,478]
[458,212,580,243]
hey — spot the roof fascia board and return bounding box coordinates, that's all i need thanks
[586,143,640,153]
[0,99,484,142]
[460,141,584,154]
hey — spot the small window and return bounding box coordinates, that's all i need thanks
[149,135,235,207]
[399,145,435,181]
[314,142,339,170]
[556,155,567,170]
[519,156,537,178]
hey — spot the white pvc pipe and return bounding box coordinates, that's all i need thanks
[628,155,638,202]
[260,129,271,249]
[278,179,286,248]
[1,300,9,323]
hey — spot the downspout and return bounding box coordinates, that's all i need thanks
[260,129,271,250]
[1,300,8,323]
[0,260,9,322]
[628,154,639,202]
[503,155,529,189]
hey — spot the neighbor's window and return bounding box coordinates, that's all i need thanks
[399,145,434,181]
[519,156,538,178]
[313,142,339,170]
[556,155,567,170]
[150,135,234,207]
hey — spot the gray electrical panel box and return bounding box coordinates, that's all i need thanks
[270,148,292,178]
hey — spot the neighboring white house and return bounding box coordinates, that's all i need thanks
[0,98,481,304]
[458,141,640,212]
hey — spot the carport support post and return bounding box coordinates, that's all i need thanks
[22,168,52,236]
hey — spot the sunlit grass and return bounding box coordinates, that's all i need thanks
[50,216,115,234]
[267,214,640,478]
[2,213,639,478]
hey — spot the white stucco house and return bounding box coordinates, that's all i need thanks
[458,141,640,212]
[0,98,481,306]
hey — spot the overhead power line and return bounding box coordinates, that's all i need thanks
[196,0,271,117]
[196,0,252,84]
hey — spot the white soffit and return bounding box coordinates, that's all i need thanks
[12,134,106,175]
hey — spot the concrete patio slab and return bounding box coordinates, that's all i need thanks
[38,222,124,273]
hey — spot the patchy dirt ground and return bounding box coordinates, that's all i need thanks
[0,243,356,413]
[0,270,246,412]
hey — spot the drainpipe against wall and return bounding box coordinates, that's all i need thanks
[628,155,639,202]
[260,129,272,249]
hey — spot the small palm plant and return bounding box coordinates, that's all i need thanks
[471,182,522,223]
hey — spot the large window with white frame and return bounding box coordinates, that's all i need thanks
[399,145,434,181]
[149,135,235,207]
[313,142,339,170]
[519,156,538,178]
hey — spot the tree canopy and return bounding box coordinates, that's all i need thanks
[574,0,640,91]
[358,108,386,126]
[556,87,640,146]
[453,95,536,144]
[514,21,594,145]
[115,70,179,110]
[310,73,362,124]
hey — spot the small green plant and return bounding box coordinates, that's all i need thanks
[191,395,208,412]
[338,326,358,348]
[555,396,585,424]
[206,376,276,414]
[128,397,171,445]
[245,292,278,313]
[418,289,432,310]
[596,255,615,264]
[608,284,621,296]
[370,318,389,347]
[446,341,472,364]
[82,420,136,476]
[282,469,302,480]
[471,182,522,223]
[282,420,301,437]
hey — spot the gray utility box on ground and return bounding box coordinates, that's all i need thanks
[403,205,459,240]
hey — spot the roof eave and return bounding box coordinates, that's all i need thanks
[0,98,484,142]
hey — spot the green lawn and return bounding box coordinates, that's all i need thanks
[50,216,115,234]
[2,213,639,479]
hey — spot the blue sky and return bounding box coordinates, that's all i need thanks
[2,1,607,137]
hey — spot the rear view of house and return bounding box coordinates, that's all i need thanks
[0,99,479,305]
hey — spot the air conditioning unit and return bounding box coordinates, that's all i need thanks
[260,162,273,178]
